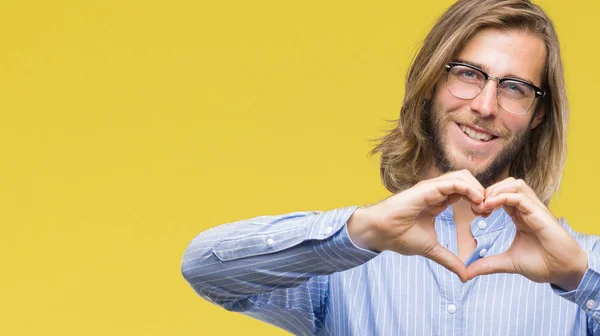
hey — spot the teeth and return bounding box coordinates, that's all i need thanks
[459,124,493,142]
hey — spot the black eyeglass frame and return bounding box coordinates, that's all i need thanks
[444,61,547,114]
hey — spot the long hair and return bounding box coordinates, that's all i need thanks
[369,0,568,205]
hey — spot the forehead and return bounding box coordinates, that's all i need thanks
[455,28,546,85]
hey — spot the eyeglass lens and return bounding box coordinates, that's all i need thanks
[446,65,535,114]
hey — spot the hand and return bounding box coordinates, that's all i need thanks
[466,177,588,291]
[348,170,485,282]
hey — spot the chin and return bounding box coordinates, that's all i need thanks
[441,147,507,187]
[445,146,494,171]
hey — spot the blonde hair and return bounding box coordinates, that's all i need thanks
[369,0,568,205]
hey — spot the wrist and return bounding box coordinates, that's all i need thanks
[347,207,382,252]
[553,249,588,292]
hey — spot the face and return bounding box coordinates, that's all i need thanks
[426,28,546,187]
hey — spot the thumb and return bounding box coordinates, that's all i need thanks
[424,243,468,283]
[466,253,515,280]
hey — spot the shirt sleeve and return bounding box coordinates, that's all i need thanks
[180,206,379,335]
[551,218,600,336]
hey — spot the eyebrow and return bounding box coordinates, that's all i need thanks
[454,58,538,86]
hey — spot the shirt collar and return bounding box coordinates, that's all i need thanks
[438,206,511,237]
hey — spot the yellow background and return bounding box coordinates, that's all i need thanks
[1,0,598,335]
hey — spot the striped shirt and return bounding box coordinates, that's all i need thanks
[181,206,600,335]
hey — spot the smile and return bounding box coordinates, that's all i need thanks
[457,123,498,142]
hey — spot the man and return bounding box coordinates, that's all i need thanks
[181,0,600,334]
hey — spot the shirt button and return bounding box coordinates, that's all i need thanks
[586,299,596,310]
[477,220,487,230]
[265,238,274,246]
[447,304,457,314]
[479,249,488,257]
[325,226,333,235]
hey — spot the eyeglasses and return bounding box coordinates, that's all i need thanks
[444,62,547,115]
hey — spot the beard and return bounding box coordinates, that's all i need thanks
[423,98,532,188]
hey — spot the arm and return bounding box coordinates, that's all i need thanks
[550,219,600,336]
[182,170,485,333]
[180,206,378,335]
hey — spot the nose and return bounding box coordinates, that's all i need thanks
[469,79,499,118]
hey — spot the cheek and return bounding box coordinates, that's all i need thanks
[499,114,532,137]
[434,79,468,113]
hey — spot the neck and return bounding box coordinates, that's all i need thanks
[452,198,480,225]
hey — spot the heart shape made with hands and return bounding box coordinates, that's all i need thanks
[359,172,587,289]
[457,177,587,291]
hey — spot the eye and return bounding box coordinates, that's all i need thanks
[459,70,477,79]
[500,80,533,97]
[451,66,484,83]
[506,83,523,94]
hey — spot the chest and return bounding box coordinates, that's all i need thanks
[324,211,588,335]
[327,250,585,335]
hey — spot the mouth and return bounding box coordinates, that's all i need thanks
[456,123,498,142]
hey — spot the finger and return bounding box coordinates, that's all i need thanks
[419,180,479,209]
[471,200,488,214]
[424,243,468,282]
[502,204,517,217]
[430,171,487,209]
[429,194,475,217]
[486,178,536,200]
[434,170,485,199]
[475,202,502,216]
[466,253,515,280]
[470,204,488,217]
[471,201,494,217]
[484,192,534,216]
[467,194,496,217]
[484,177,515,199]
[425,199,451,217]
[435,180,485,204]
[485,193,550,233]
[451,170,485,198]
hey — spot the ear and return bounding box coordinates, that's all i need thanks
[530,106,545,130]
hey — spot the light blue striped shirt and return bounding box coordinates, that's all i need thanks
[181,206,600,335]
